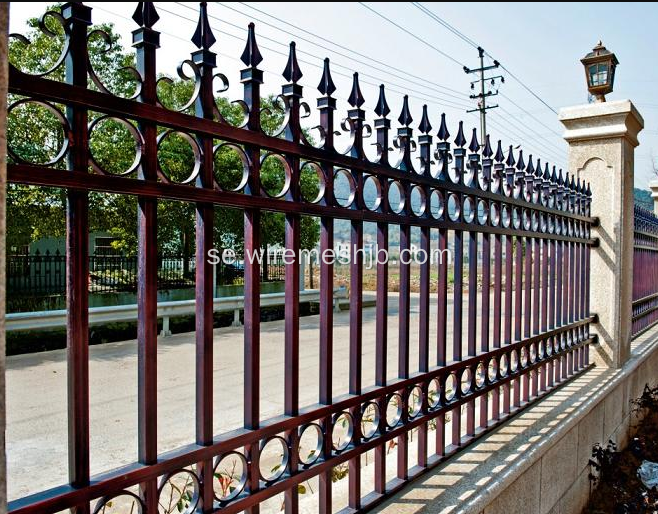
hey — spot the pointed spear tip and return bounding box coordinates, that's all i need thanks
[398,94,413,126]
[347,72,365,107]
[494,139,505,162]
[543,162,551,180]
[483,134,493,157]
[506,145,516,167]
[437,113,450,141]
[191,1,216,50]
[419,104,432,134]
[454,121,466,147]
[240,21,263,67]
[374,83,390,117]
[468,127,479,152]
[133,1,160,29]
[283,40,303,83]
[317,57,336,96]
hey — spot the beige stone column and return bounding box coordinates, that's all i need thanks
[649,179,658,216]
[559,100,643,368]
[0,2,8,511]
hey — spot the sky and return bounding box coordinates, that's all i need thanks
[8,2,658,189]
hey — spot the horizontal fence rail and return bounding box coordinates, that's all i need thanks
[6,3,596,514]
[632,205,658,338]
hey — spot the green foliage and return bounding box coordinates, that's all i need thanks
[8,6,320,256]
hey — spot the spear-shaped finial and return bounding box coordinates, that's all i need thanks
[506,145,516,167]
[419,104,432,134]
[586,182,592,196]
[468,128,479,152]
[374,84,390,117]
[543,162,551,180]
[454,121,466,147]
[317,58,336,96]
[516,149,525,170]
[133,1,159,28]
[558,168,564,185]
[192,2,216,50]
[525,155,534,175]
[551,165,558,183]
[437,113,450,141]
[483,135,493,158]
[494,140,505,162]
[347,72,365,107]
[535,158,543,178]
[283,42,303,83]
[240,22,262,67]
[398,95,413,126]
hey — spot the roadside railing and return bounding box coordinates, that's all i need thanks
[632,205,658,337]
[5,287,347,336]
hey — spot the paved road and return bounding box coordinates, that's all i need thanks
[7,291,497,504]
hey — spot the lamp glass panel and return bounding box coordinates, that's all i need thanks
[589,62,609,87]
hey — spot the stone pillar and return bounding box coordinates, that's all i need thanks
[0,2,8,511]
[559,100,644,368]
[649,179,658,216]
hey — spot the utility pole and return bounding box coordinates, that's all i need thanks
[464,47,504,143]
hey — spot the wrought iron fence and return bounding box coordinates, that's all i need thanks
[6,3,596,514]
[632,205,658,337]
[7,252,284,297]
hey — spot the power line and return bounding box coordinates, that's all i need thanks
[93,3,565,167]
[411,2,559,115]
[357,2,467,68]
[217,2,565,162]
[144,4,473,114]
[227,1,468,100]
[497,99,561,138]
[171,3,473,111]
[403,2,566,156]
[412,3,478,49]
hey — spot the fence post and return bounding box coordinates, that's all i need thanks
[559,100,644,368]
[649,179,658,216]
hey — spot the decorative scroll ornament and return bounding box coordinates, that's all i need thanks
[87,29,143,99]
[9,10,70,77]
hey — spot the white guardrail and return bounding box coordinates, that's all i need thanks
[6,286,348,336]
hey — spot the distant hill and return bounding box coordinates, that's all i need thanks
[635,187,653,211]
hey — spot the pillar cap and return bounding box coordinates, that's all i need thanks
[558,99,644,147]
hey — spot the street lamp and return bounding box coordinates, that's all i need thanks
[581,40,618,102]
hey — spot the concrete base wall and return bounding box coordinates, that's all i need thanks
[484,336,658,514]
[374,327,658,514]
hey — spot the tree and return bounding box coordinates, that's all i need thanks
[8,5,320,262]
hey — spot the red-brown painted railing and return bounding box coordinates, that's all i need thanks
[632,205,658,338]
[6,3,596,514]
